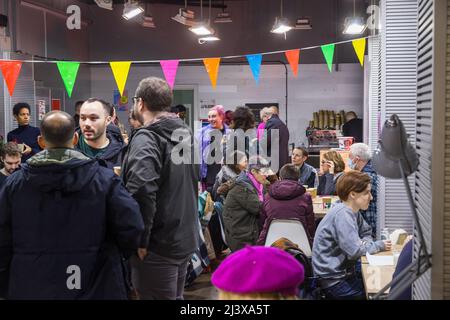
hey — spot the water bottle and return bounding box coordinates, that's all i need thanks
[381,228,389,241]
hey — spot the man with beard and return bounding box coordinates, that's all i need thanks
[75,98,126,169]
[0,143,22,186]
[122,77,199,300]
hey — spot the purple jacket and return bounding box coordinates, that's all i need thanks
[198,124,230,179]
[257,180,316,246]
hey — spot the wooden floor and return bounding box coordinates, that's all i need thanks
[184,273,218,300]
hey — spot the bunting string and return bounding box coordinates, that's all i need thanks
[0,35,376,64]
[0,35,373,97]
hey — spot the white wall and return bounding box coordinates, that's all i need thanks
[90,62,364,145]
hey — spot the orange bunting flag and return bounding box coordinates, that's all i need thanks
[0,60,23,96]
[203,58,221,89]
[285,49,300,77]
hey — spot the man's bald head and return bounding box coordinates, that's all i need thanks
[40,111,76,148]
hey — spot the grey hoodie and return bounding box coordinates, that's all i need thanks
[312,202,385,286]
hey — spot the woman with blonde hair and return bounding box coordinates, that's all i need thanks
[211,246,305,300]
[318,150,345,195]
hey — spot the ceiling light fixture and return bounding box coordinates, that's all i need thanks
[214,0,232,23]
[141,15,155,28]
[94,0,113,10]
[190,23,214,35]
[271,0,293,35]
[294,17,312,30]
[172,0,196,27]
[122,0,144,20]
[343,0,367,34]
[140,3,155,28]
[198,35,220,44]
[189,0,215,36]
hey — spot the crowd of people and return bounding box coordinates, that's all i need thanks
[0,76,409,300]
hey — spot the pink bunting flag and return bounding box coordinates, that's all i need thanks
[160,60,179,89]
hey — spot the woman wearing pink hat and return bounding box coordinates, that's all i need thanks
[211,246,305,300]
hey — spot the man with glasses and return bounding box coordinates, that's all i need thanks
[122,77,199,300]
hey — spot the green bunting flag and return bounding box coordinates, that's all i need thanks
[321,44,335,73]
[57,62,80,98]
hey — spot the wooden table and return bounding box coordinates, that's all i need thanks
[360,245,403,299]
[361,264,395,298]
[312,196,340,218]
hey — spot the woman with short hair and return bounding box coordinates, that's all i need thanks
[312,171,392,300]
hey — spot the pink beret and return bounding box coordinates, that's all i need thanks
[211,246,305,296]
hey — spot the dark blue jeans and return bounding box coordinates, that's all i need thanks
[322,273,365,300]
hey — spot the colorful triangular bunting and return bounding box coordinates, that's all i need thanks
[285,49,300,77]
[160,60,179,89]
[0,60,23,96]
[56,61,80,98]
[109,61,131,96]
[352,38,366,67]
[321,44,335,73]
[246,54,262,85]
[203,58,221,89]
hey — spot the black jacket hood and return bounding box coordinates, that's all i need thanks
[23,149,98,193]
[141,114,189,143]
[269,179,306,200]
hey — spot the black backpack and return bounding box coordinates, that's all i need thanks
[270,237,316,298]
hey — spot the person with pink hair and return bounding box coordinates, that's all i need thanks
[199,105,230,192]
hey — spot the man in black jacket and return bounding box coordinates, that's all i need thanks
[342,111,363,143]
[0,111,144,299]
[122,77,199,300]
[262,106,290,173]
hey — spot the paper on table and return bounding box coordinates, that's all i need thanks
[366,253,394,266]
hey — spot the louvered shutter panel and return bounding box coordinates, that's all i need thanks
[413,0,434,300]
[444,0,450,301]
[368,35,383,236]
[379,0,418,237]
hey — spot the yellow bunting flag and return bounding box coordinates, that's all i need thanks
[203,58,221,89]
[352,38,366,67]
[285,49,300,77]
[109,61,132,96]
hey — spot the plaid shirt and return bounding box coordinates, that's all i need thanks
[360,161,378,238]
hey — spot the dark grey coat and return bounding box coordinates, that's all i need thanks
[222,172,262,252]
[121,115,199,260]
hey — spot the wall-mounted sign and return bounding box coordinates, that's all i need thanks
[37,100,46,120]
[51,99,61,111]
